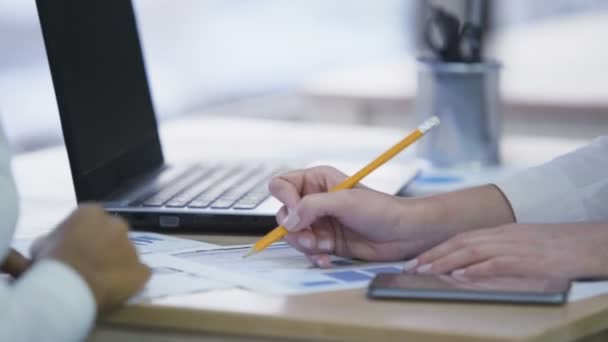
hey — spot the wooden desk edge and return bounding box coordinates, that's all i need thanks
[103,303,503,342]
[528,300,608,342]
[100,293,608,342]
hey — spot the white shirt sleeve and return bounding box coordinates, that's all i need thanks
[0,118,18,262]
[0,260,96,342]
[0,119,96,341]
[494,136,608,223]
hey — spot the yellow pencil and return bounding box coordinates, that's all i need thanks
[244,116,441,257]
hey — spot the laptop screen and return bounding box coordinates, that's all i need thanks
[36,0,163,201]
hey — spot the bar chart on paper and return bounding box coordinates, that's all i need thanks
[172,243,404,294]
[127,233,230,301]
[132,253,232,302]
[129,232,217,254]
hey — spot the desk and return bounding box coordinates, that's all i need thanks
[12,116,605,341]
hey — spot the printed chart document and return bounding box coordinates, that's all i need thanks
[172,243,405,295]
[133,253,232,302]
[130,232,218,254]
[12,232,233,301]
[127,232,234,301]
[11,232,218,257]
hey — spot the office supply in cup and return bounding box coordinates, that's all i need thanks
[417,0,499,168]
[416,59,501,168]
[245,116,441,257]
[423,7,462,62]
[457,22,483,63]
[423,1,486,63]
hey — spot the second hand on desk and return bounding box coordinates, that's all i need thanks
[244,116,441,257]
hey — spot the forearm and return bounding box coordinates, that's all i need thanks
[417,184,516,236]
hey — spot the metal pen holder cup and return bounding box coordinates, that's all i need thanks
[415,58,501,168]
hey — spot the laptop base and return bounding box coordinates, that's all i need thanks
[110,209,277,235]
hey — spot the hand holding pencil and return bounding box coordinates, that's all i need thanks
[245,117,440,262]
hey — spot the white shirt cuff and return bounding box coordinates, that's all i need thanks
[493,162,587,223]
[12,260,96,341]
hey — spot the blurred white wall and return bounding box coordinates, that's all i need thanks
[0,0,411,152]
[134,0,411,114]
[1,0,607,153]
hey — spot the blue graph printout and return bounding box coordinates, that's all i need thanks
[129,232,217,254]
[172,243,404,295]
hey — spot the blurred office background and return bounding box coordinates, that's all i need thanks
[1,0,608,153]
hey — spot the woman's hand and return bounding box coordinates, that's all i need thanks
[269,166,446,268]
[412,223,608,279]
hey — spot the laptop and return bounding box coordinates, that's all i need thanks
[35,0,416,234]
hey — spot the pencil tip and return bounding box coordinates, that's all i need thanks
[243,248,256,258]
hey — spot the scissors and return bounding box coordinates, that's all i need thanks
[423,6,483,63]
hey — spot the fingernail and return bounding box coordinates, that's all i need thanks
[317,257,331,268]
[298,236,313,249]
[417,264,432,274]
[403,259,418,271]
[318,239,332,252]
[452,269,466,276]
[282,208,300,231]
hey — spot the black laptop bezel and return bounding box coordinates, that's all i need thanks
[35,0,164,202]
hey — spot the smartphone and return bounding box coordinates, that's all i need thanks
[368,274,571,305]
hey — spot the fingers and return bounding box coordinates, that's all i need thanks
[276,206,288,226]
[415,228,501,266]
[409,225,547,277]
[269,177,302,210]
[271,167,344,229]
[26,202,152,315]
[315,226,335,253]
[69,203,107,226]
[98,263,151,315]
[106,214,131,241]
[415,243,515,275]
[276,205,302,231]
[283,227,335,256]
[284,230,323,253]
[456,256,521,277]
[272,166,375,236]
[281,226,333,268]
[1,249,31,278]
[284,191,354,232]
[308,254,332,268]
[280,187,397,261]
[119,263,151,299]
[269,166,349,209]
[410,227,502,275]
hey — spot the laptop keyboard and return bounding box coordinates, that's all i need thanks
[134,164,287,210]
